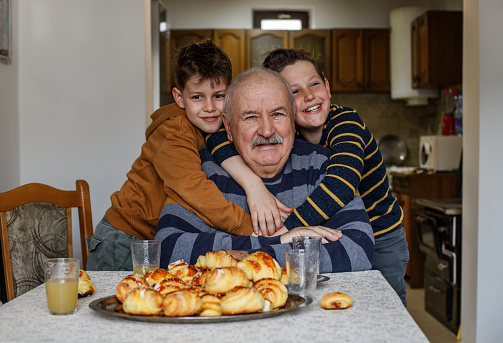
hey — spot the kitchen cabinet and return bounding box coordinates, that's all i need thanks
[213,30,246,79]
[246,29,331,84]
[246,30,288,68]
[391,172,458,288]
[331,29,390,92]
[411,11,462,88]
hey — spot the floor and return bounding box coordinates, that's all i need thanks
[406,282,459,343]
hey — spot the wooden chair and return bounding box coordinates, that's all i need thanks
[0,180,93,301]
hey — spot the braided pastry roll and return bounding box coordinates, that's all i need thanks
[220,286,265,315]
[205,266,252,294]
[253,278,288,309]
[199,294,223,317]
[321,292,353,309]
[167,260,198,283]
[237,251,282,282]
[195,250,240,270]
[116,275,149,303]
[162,289,202,317]
[189,270,210,286]
[122,288,163,316]
[145,268,176,287]
[154,278,189,296]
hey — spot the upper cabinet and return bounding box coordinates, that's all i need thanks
[411,11,462,88]
[246,29,331,84]
[332,29,390,92]
[213,30,246,79]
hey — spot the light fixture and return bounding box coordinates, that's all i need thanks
[261,14,302,31]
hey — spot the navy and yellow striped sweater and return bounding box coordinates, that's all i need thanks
[206,104,403,238]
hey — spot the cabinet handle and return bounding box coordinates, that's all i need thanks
[437,262,448,271]
[428,285,442,294]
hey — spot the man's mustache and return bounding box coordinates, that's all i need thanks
[251,136,284,149]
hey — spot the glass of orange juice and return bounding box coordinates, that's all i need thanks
[131,240,161,275]
[44,258,80,315]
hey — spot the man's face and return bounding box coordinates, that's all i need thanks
[224,75,295,178]
[172,75,225,134]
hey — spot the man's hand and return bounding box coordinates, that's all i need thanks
[279,226,343,244]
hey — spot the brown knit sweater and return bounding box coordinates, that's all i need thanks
[105,103,253,240]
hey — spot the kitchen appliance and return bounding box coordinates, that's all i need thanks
[419,135,462,171]
[415,198,461,334]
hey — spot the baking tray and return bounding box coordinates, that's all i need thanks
[89,293,310,324]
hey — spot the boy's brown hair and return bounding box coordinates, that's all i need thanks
[262,48,324,80]
[173,39,232,91]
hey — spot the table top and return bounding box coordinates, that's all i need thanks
[0,270,428,343]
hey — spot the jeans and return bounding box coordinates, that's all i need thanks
[372,226,409,307]
[86,216,139,271]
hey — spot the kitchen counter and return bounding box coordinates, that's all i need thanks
[0,270,428,343]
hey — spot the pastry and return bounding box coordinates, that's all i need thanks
[116,275,149,303]
[199,294,223,317]
[253,278,288,309]
[237,251,282,282]
[122,288,163,316]
[280,267,288,285]
[320,292,353,309]
[195,250,240,270]
[79,270,91,280]
[205,266,252,294]
[145,268,176,287]
[168,260,198,283]
[78,276,95,298]
[188,270,210,286]
[154,278,188,296]
[220,286,264,315]
[162,289,202,317]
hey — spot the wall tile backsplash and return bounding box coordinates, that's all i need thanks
[331,93,443,167]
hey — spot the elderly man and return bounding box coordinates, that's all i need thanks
[155,68,374,272]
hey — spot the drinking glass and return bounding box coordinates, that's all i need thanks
[285,249,318,298]
[44,258,80,315]
[131,240,161,275]
[292,236,322,276]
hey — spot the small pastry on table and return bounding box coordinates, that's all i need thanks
[320,292,353,309]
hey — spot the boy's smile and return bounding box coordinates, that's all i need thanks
[280,60,331,142]
[172,75,226,134]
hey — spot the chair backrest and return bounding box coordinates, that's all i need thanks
[0,180,93,301]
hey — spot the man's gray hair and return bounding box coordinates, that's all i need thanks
[223,67,296,123]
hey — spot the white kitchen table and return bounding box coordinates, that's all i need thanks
[0,270,428,343]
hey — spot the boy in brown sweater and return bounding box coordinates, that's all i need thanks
[87,40,256,271]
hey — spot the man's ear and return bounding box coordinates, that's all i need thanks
[222,112,233,142]
[324,78,332,99]
[172,87,185,108]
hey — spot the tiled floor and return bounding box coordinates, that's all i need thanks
[406,283,459,343]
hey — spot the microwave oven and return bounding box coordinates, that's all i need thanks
[419,135,462,171]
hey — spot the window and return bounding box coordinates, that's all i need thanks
[253,11,309,31]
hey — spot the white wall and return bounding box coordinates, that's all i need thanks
[462,0,503,342]
[3,0,148,261]
[163,0,462,29]
[0,0,20,191]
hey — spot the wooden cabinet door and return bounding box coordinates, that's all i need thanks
[213,30,246,78]
[364,29,390,92]
[411,11,462,88]
[331,29,364,92]
[289,30,332,84]
[168,30,212,89]
[246,30,288,68]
